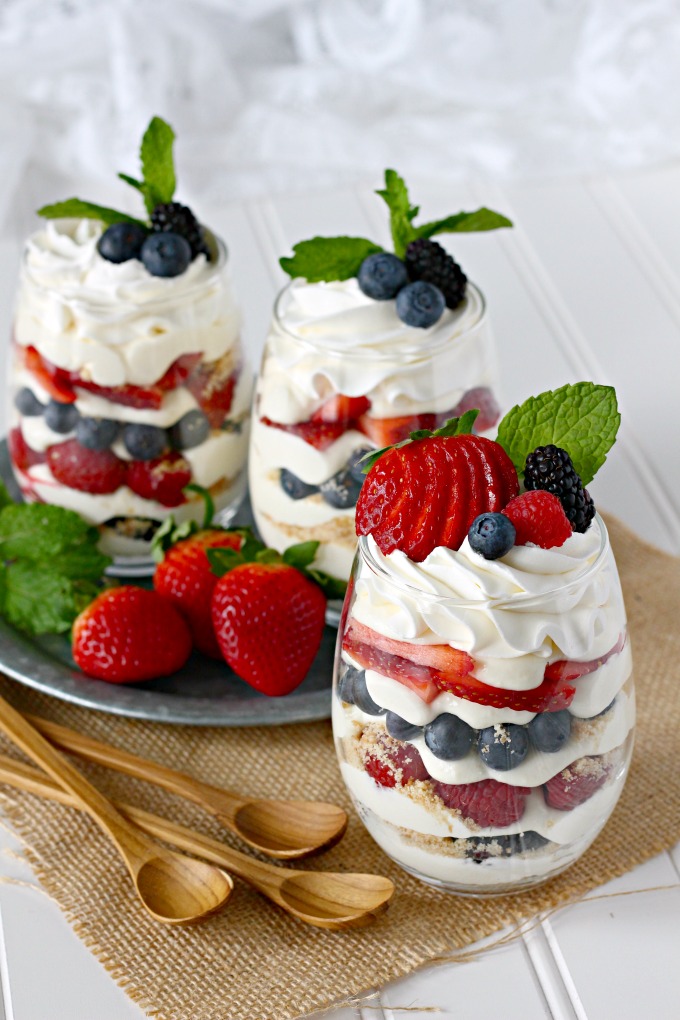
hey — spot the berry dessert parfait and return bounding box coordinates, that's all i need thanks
[249,171,511,583]
[333,384,634,895]
[8,117,251,572]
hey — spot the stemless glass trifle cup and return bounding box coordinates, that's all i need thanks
[333,445,635,898]
[9,221,252,573]
[249,277,501,585]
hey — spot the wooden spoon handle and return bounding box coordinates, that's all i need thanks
[28,714,245,821]
[0,696,149,864]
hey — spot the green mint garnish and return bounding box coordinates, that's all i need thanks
[0,494,111,635]
[361,410,480,472]
[38,116,177,226]
[279,237,383,283]
[496,382,620,486]
[279,169,512,280]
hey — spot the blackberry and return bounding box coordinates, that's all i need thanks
[524,444,595,533]
[150,202,210,260]
[404,238,467,310]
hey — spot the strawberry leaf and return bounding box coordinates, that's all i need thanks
[207,547,244,577]
[282,541,320,571]
[151,516,199,561]
[433,409,479,437]
[306,569,347,600]
[184,483,215,530]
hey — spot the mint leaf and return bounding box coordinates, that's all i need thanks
[282,541,320,571]
[415,207,513,239]
[496,383,620,485]
[376,169,418,257]
[2,563,88,635]
[117,172,156,216]
[140,116,176,210]
[0,483,12,511]
[37,199,145,227]
[0,504,100,560]
[280,237,382,282]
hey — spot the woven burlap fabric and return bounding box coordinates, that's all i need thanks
[0,514,678,1020]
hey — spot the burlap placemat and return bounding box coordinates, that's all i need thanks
[0,514,678,1020]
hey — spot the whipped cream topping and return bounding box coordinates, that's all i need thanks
[257,277,494,423]
[14,219,242,387]
[351,519,626,689]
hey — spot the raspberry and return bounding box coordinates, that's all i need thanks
[451,386,501,432]
[404,238,467,309]
[543,756,611,810]
[502,490,572,549]
[126,451,192,507]
[8,427,46,471]
[433,778,531,828]
[47,440,126,494]
[524,445,595,533]
[150,202,210,260]
[364,737,429,788]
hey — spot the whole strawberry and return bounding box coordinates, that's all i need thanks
[210,544,328,696]
[154,528,243,657]
[72,586,192,683]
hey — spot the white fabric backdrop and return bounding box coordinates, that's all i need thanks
[1,0,680,225]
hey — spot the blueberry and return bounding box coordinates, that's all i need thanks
[141,231,192,278]
[15,387,44,416]
[319,467,363,509]
[593,698,616,718]
[352,672,386,716]
[280,468,318,500]
[169,409,210,450]
[395,281,445,328]
[358,252,408,300]
[44,399,78,434]
[97,222,149,264]
[346,446,373,484]
[424,713,475,760]
[468,512,516,560]
[528,710,572,753]
[463,831,549,861]
[75,417,120,451]
[385,711,422,742]
[337,663,361,704]
[122,423,168,461]
[478,723,530,771]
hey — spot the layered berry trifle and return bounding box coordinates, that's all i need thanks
[9,118,251,570]
[333,384,634,894]
[249,171,511,583]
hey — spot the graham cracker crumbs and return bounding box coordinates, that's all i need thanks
[259,509,357,546]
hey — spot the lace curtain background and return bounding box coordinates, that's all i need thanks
[1,0,680,224]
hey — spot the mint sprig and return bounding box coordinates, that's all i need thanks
[496,383,620,486]
[0,487,111,635]
[38,116,177,226]
[279,169,512,280]
[279,237,383,283]
[360,410,480,473]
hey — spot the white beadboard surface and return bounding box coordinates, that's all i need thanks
[0,165,679,1019]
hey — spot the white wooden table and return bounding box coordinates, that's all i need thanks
[0,165,679,1019]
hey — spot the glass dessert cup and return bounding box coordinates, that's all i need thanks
[249,277,501,586]
[8,222,252,575]
[333,516,635,896]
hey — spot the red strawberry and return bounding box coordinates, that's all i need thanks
[260,416,346,451]
[356,434,519,560]
[451,386,501,432]
[211,563,326,695]
[47,440,126,494]
[364,738,429,788]
[72,586,192,683]
[8,427,46,471]
[358,411,437,447]
[544,634,626,683]
[154,529,243,657]
[126,451,192,506]
[185,355,238,427]
[24,346,76,403]
[543,756,611,811]
[431,670,576,713]
[433,779,531,828]
[503,490,572,549]
[312,394,371,424]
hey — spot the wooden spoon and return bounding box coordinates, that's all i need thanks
[0,696,233,925]
[28,714,348,859]
[0,753,394,930]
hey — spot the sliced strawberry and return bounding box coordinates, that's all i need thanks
[346,620,474,680]
[47,440,127,494]
[312,394,371,424]
[24,346,76,403]
[432,670,576,713]
[260,416,346,451]
[544,634,626,683]
[126,451,192,507]
[8,427,46,471]
[186,356,238,427]
[344,636,440,703]
[358,411,437,447]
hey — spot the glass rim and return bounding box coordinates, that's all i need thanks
[271,277,488,361]
[20,223,229,310]
[356,512,611,609]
